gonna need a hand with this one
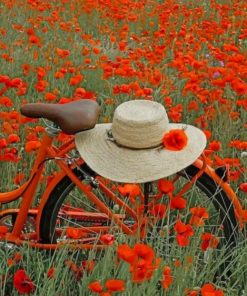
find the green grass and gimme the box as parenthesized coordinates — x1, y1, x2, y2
(0, 0, 246, 294)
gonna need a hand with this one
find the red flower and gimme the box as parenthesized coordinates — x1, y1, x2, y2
(70, 74, 83, 86)
(0, 96, 13, 107)
(0, 138, 7, 148)
(45, 92, 57, 101)
(149, 203, 167, 219)
(190, 207, 209, 226)
(170, 196, 187, 210)
(162, 129, 188, 151)
(117, 243, 159, 283)
(174, 221, 194, 247)
(239, 183, 247, 193)
(81, 260, 95, 273)
(47, 267, 55, 279)
(201, 283, 224, 296)
(158, 179, 174, 194)
(208, 140, 221, 152)
(105, 279, 125, 292)
(7, 134, 20, 144)
(117, 244, 138, 264)
(161, 266, 173, 290)
(118, 184, 141, 203)
(130, 263, 153, 283)
(0, 226, 8, 239)
(130, 258, 161, 283)
(133, 243, 155, 264)
(13, 269, 35, 294)
(29, 35, 40, 44)
(201, 233, 219, 251)
(88, 281, 103, 293)
(100, 234, 115, 245)
(25, 141, 41, 153)
(66, 227, 87, 239)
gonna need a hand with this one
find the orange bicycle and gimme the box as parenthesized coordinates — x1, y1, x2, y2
(0, 99, 244, 260)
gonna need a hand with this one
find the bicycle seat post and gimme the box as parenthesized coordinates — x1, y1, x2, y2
(144, 182, 152, 214)
(45, 122, 61, 137)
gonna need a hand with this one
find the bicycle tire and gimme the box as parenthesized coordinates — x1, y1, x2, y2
(39, 163, 239, 251)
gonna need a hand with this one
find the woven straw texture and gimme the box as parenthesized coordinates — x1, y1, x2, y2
(75, 100, 206, 183)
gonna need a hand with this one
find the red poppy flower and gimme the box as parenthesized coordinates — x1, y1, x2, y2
(35, 80, 48, 92)
(45, 92, 57, 101)
(0, 138, 7, 148)
(88, 281, 103, 293)
(105, 279, 125, 292)
(81, 260, 95, 273)
(47, 267, 55, 279)
(190, 207, 209, 226)
(70, 74, 83, 86)
(208, 140, 221, 152)
(118, 184, 141, 197)
(130, 262, 155, 283)
(13, 269, 35, 294)
(25, 141, 41, 153)
(130, 258, 161, 283)
(158, 179, 174, 194)
(162, 129, 188, 151)
(74, 87, 86, 98)
(174, 220, 194, 247)
(118, 184, 141, 203)
(0, 226, 8, 239)
(133, 243, 155, 264)
(239, 183, 247, 193)
(66, 227, 87, 239)
(201, 233, 219, 251)
(100, 234, 115, 245)
(149, 203, 167, 219)
(161, 266, 173, 290)
(0, 96, 13, 107)
(201, 283, 224, 296)
(117, 244, 138, 264)
(7, 134, 20, 143)
(170, 196, 187, 210)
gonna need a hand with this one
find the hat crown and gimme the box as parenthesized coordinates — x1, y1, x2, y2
(111, 100, 169, 149)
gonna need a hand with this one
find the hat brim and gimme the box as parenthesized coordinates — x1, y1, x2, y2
(75, 123, 206, 183)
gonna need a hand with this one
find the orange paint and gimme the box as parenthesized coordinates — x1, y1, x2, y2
(0, 131, 245, 249)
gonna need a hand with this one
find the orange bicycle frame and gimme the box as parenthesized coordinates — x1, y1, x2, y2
(0, 130, 245, 248)
(2, 132, 138, 247)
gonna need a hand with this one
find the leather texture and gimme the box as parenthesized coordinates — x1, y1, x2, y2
(20, 100, 100, 134)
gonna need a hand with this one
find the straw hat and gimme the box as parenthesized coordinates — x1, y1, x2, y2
(75, 100, 206, 183)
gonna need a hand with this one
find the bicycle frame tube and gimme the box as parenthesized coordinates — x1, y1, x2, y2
(0, 137, 57, 203)
(35, 142, 138, 241)
(6, 134, 53, 240)
(194, 158, 244, 228)
(5, 135, 80, 243)
(45, 145, 134, 235)
(4, 130, 245, 245)
(2, 127, 135, 243)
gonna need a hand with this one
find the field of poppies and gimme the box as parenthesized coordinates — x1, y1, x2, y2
(0, 0, 246, 295)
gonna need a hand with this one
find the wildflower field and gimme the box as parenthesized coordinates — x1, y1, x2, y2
(0, 0, 246, 295)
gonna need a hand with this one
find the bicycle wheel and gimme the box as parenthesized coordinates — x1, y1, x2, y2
(39, 162, 239, 261)
(147, 165, 239, 277)
(39, 163, 132, 246)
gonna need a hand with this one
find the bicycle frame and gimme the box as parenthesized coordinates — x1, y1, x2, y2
(0, 130, 245, 249)
(1, 132, 140, 248)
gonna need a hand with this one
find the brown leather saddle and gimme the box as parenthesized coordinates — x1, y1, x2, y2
(20, 100, 100, 135)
